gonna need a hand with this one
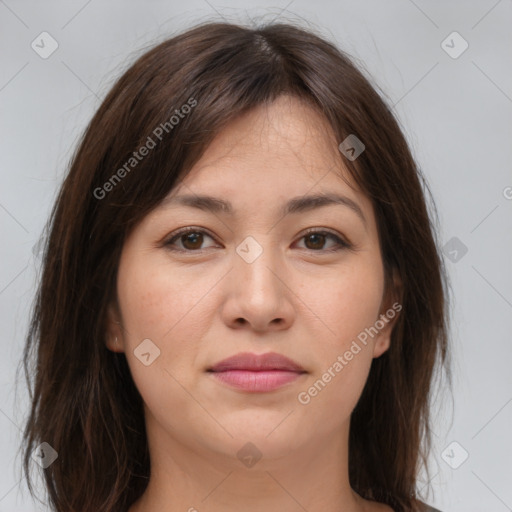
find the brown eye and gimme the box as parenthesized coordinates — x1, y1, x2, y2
(165, 228, 217, 252)
(180, 232, 204, 250)
(304, 232, 327, 250)
(297, 229, 350, 252)
(164, 227, 350, 254)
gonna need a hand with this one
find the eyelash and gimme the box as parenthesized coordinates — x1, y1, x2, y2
(163, 226, 352, 254)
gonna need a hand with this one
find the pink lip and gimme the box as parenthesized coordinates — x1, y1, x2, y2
(210, 370, 303, 392)
(207, 352, 306, 392)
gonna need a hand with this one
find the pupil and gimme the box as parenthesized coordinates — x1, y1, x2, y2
(307, 233, 324, 249)
(184, 232, 202, 249)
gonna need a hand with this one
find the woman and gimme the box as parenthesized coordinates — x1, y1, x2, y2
(20, 20, 449, 512)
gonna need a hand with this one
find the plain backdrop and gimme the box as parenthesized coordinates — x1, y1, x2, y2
(1, 1, 511, 511)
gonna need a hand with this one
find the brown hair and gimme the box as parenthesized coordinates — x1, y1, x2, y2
(19, 20, 450, 512)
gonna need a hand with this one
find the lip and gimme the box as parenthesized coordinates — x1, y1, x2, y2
(207, 352, 307, 393)
(208, 351, 305, 372)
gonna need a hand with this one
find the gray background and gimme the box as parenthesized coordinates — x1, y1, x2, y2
(1, 1, 511, 510)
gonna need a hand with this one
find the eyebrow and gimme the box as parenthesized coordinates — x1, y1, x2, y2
(161, 192, 366, 226)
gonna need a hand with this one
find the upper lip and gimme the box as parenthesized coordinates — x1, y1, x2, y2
(208, 352, 306, 372)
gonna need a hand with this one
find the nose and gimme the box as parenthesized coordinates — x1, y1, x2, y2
(220, 238, 295, 333)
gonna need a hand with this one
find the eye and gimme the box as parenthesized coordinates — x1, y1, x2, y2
(164, 227, 218, 252)
(295, 228, 351, 252)
(163, 227, 351, 253)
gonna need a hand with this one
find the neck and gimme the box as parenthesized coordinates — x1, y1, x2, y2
(128, 409, 376, 512)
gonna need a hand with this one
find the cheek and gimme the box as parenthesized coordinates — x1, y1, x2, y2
(117, 252, 211, 343)
(115, 251, 189, 373)
(310, 257, 384, 351)
(295, 260, 383, 420)
(297, 350, 372, 432)
(115, 254, 211, 422)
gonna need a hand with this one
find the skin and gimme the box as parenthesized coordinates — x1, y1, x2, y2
(107, 94, 398, 512)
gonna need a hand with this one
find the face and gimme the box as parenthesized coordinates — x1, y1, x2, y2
(107, 94, 398, 466)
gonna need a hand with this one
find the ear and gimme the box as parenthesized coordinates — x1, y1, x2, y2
(105, 300, 125, 353)
(372, 268, 403, 359)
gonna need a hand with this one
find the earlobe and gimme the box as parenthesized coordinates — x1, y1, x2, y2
(371, 309, 399, 358)
(373, 268, 402, 359)
(106, 334, 125, 353)
(372, 328, 392, 358)
(105, 302, 125, 353)
(371, 305, 401, 358)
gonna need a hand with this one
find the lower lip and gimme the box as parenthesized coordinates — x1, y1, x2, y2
(209, 370, 304, 392)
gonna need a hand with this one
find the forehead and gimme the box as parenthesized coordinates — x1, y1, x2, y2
(198, 95, 341, 170)
(172, 95, 364, 204)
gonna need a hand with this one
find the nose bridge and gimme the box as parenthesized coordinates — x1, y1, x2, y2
(225, 233, 293, 331)
(234, 234, 282, 298)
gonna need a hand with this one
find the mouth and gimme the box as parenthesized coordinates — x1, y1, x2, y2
(206, 352, 307, 393)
